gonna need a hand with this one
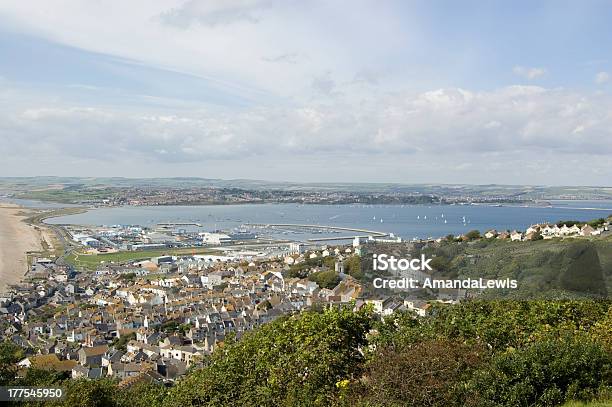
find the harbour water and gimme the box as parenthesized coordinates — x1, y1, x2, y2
(44, 200, 612, 241)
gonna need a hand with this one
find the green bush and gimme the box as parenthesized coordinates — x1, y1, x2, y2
(350, 339, 487, 407)
(165, 306, 372, 407)
(468, 336, 612, 407)
(309, 270, 341, 289)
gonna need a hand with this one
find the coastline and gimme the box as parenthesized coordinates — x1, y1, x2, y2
(0, 204, 52, 291)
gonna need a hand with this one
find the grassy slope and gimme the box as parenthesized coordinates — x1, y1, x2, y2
(422, 234, 612, 298)
(17, 187, 116, 203)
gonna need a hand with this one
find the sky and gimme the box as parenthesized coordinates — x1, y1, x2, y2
(1, 0, 612, 186)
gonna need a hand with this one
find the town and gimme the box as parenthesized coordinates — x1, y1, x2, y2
(0, 213, 610, 388)
(0, 223, 400, 386)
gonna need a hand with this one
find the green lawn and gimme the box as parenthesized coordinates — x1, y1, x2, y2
(17, 187, 116, 203)
(65, 247, 219, 270)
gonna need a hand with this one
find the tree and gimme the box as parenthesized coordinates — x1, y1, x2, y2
(47, 379, 120, 407)
(587, 218, 605, 228)
(465, 230, 481, 240)
(344, 255, 363, 279)
(118, 382, 168, 407)
(0, 341, 25, 385)
(309, 270, 341, 289)
(429, 255, 451, 272)
(112, 332, 136, 352)
(165, 306, 373, 407)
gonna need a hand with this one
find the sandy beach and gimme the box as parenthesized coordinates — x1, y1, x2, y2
(0, 204, 51, 290)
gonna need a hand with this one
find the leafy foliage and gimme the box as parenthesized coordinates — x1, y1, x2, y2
(0, 341, 25, 385)
(165, 306, 373, 407)
(469, 336, 612, 407)
(351, 339, 487, 407)
(308, 270, 341, 289)
(465, 230, 482, 240)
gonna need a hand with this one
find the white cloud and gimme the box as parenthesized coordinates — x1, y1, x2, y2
(158, 0, 270, 28)
(513, 66, 547, 80)
(595, 71, 610, 84)
(0, 1, 610, 184)
(2, 84, 612, 184)
(3, 86, 612, 163)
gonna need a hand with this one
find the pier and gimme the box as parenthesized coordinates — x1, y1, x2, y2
(157, 222, 202, 227)
(246, 223, 388, 240)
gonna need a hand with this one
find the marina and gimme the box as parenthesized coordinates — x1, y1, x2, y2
(44, 201, 612, 242)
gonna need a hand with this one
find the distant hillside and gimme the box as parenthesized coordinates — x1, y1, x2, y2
(2, 176, 612, 199)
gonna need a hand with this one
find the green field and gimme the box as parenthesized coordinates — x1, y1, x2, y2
(16, 186, 117, 203)
(64, 247, 220, 270)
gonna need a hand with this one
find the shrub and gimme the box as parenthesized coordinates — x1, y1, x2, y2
(350, 339, 488, 407)
(309, 270, 341, 289)
(468, 336, 612, 407)
(165, 306, 372, 407)
(465, 230, 481, 240)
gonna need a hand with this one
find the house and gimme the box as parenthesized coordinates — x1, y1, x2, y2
(559, 224, 581, 236)
(78, 344, 109, 367)
(404, 300, 430, 317)
(108, 362, 145, 379)
(261, 271, 284, 292)
(71, 365, 105, 379)
(541, 224, 559, 238)
(156, 358, 187, 381)
(102, 349, 124, 367)
(526, 225, 541, 235)
(484, 230, 498, 239)
(510, 231, 523, 241)
(580, 225, 596, 236)
(200, 273, 223, 289)
(497, 231, 510, 239)
(158, 345, 202, 365)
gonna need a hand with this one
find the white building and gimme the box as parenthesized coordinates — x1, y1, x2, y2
(288, 242, 304, 255)
(200, 232, 232, 245)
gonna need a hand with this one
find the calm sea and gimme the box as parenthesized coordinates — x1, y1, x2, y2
(43, 200, 612, 241)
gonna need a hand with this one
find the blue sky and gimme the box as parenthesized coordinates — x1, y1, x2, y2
(0, 0, 611, 185)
